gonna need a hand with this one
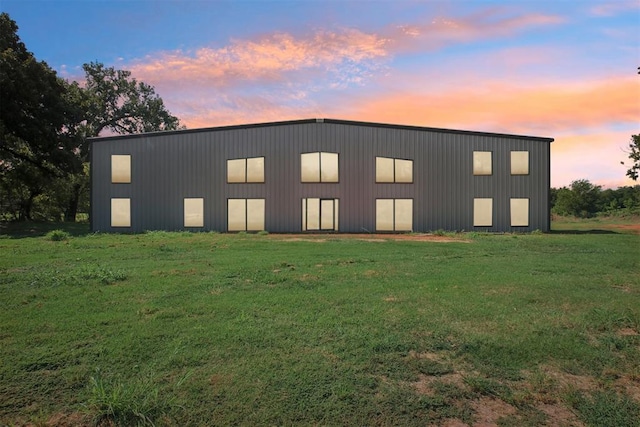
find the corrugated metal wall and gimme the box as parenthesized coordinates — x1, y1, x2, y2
(91, 120, 551, 233)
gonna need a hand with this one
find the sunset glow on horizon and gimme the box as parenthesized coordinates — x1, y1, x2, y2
(3, 0, 639, 188)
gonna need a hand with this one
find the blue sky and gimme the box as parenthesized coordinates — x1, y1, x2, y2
(2, 0, 639, 188)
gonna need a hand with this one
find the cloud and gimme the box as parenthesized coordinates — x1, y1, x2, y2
(127, 7, 563, 94)
(589, 0, 640, 16)
(334, 76, 639, 135)
(386, 10, 564, 53)
(130, 29, 389, 90)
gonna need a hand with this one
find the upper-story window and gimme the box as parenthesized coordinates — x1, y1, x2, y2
(376, 157, 413, 183)
(511, 151, 529, 175)
(227, 157, 265, 183)
(111, 155, 131, 183)
(301, 152, 339, 183)
(473, 151, 492, 176)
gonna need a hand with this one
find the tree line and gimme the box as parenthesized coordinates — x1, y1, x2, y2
(0, 12, 183, 222)
(551, 180, 640, 218)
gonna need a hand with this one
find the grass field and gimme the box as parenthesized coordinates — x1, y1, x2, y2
(1, 218, 639, 426)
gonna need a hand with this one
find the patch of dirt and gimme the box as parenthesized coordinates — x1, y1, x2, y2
(541, 367, 598, 392)
(471, 397, 517, 426)
(613, 223, 640, 234)
(617, 327, 639, 336)
(615, 375, 640, 402)
(538, 403, 585, 426)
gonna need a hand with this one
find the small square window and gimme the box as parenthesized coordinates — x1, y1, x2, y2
(184, 198, 204, 227)
(474, 198, 493, 227)
(473, 152, 492, 175)
(111, 198, 131, 227)
(511, 151, 529, 175)
(111, 155, 131, 183)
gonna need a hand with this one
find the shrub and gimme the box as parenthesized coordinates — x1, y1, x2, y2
(46, 229, 70, 241)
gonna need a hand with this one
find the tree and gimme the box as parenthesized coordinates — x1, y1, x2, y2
(1, 12, 184, 221)
(552, 179, 602, 218)
(0, 12, 78, 220)
(622, 134, 640, 181)
(60, 62, 184, 221)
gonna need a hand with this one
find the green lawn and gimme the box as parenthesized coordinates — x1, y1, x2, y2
(1, 220, 639, 426)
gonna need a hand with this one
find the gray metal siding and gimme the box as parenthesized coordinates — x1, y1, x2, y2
(91, 121, 551, 233)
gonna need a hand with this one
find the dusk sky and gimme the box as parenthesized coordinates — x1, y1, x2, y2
(2, 0, 639, 188)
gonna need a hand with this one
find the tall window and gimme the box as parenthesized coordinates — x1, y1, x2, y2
(510, 198, 529, 226)
(473, 198, 493, 227)
(228, 199, 265, 231)
(111, 198, 131, 227)
(111, 155, 131, 183)
(473, 151, 492, 175)
(376, 199, 413, 231)
(375, 157, 413, 183)
(301, 152, 339, 183)
(227, 157, 265, 183)
(184, 198, 204, 227)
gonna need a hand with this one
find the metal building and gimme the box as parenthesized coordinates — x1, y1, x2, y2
(90, 118, 553, 233)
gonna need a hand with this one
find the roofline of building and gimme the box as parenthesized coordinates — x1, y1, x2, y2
(89, 118, 555, 143)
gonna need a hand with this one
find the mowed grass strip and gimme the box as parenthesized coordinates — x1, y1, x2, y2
(0, 221, 638, 426)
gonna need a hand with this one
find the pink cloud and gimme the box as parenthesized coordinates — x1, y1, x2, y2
(334, 76, 639, 135)
(386, 10, 564, 52)
(130, 29, 388, 89)
(127, 8, 563, 93)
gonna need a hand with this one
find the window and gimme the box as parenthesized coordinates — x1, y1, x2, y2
(111, 155, 131, 183)
(302, 198, 339, 231)
(473, 198, 493, 227)
(301, 152, 339, 183)
(375, 199, 413, 231)
(227, 157, 264, 183)
(473, 151, 492, 175)
(511, 198, 529, 226)
(228, 199, 265, 231)
(511, 151, 529, 175)
(184, 198, 204, 227)
(376, 157, 413, 183)
(111, 198, 131, 227)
